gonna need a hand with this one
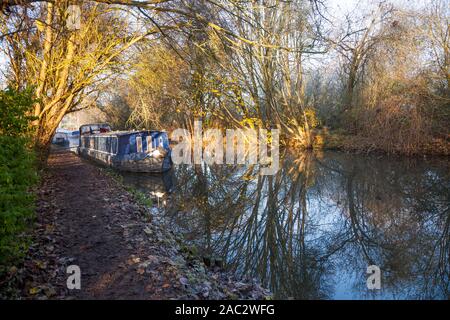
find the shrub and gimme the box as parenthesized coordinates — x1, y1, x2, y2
(0, 87, 35, 137)
(0, 87, 37, 270)
(0, 136, 37, 267)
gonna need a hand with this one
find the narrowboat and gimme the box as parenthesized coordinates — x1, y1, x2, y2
(77, 123, 172, 173)
(52, 128, 80, 149)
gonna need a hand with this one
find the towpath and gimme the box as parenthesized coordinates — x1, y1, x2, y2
(5, 148, 269, 300)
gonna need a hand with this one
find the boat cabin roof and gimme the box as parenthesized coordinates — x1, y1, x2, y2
(79, 123, 167, 138)
(83, 130, 168, 137)
(79, 123, 112, 135)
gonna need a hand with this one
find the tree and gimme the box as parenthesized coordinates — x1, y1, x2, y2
(424, 0, 449, 94)
(196, 0, 326, 147)
(125, 44, 190, 129)
(331, 2, 395, 113)
(1, 0, 327, 146)
(1, 1, 158, 149)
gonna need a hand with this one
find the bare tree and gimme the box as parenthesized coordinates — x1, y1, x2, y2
(331, 2, 396, 113)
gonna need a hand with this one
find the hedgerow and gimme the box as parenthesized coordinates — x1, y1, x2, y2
(0, 87, 37, 270)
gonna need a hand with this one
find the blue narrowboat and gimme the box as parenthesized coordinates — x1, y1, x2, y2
(77, 123, 172, 173)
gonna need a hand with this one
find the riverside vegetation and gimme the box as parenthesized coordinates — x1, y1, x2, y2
(0, 87, 37, 276)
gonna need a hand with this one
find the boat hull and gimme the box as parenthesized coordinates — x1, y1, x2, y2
(77, 147, 172, 173)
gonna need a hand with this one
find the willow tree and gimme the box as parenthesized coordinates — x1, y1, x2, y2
(0, 1, 158, 149)
(125, 44, 191, 130)
(209, 0, 326, 147)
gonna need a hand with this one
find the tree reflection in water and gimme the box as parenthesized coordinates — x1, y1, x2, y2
(124, 151, 450, 299)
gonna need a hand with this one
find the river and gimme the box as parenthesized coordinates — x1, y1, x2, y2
(119, 151, 450, 300)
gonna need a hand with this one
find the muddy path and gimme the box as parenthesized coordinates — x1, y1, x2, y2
(2, 148, 268, 300)
(43, 148, 154, 299)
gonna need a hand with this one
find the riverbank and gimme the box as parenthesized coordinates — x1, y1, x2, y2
(0, 149, 270, 300)
(298, 130, 450, 156)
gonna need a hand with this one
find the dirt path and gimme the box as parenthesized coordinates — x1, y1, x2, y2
(39, 148, 179, 299)
(7, 148, 269, 300)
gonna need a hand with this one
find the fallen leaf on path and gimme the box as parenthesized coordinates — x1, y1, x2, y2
(29, 287, 40, 295)
(137, 268, 145, 275)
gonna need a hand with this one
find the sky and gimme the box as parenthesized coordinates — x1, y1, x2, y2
(326, 0, 428, 21)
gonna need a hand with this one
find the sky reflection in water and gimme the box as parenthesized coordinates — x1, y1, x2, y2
(120, 151, 450, 300)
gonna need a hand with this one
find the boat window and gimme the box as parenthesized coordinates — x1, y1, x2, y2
(159, 137, 163, 147)
(136, 136, 143, 153)
(112, 137, 118, 154)
(80, 126, 91, 135)
(146, 136, 153, 152)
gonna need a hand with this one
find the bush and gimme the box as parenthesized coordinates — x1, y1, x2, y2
(0, 136, 37, 267)
(0, 87, 37, 270)
(0, 87, 35, 137)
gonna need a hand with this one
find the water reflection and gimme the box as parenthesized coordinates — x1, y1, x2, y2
(120, 170, 176, 206)
(120, 151, 450, 300)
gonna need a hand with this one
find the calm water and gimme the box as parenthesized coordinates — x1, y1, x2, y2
(119, 151, 450, 300)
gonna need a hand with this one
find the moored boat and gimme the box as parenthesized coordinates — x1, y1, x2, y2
(52, 128, 80, 149)
(77, 123, 172, 173)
